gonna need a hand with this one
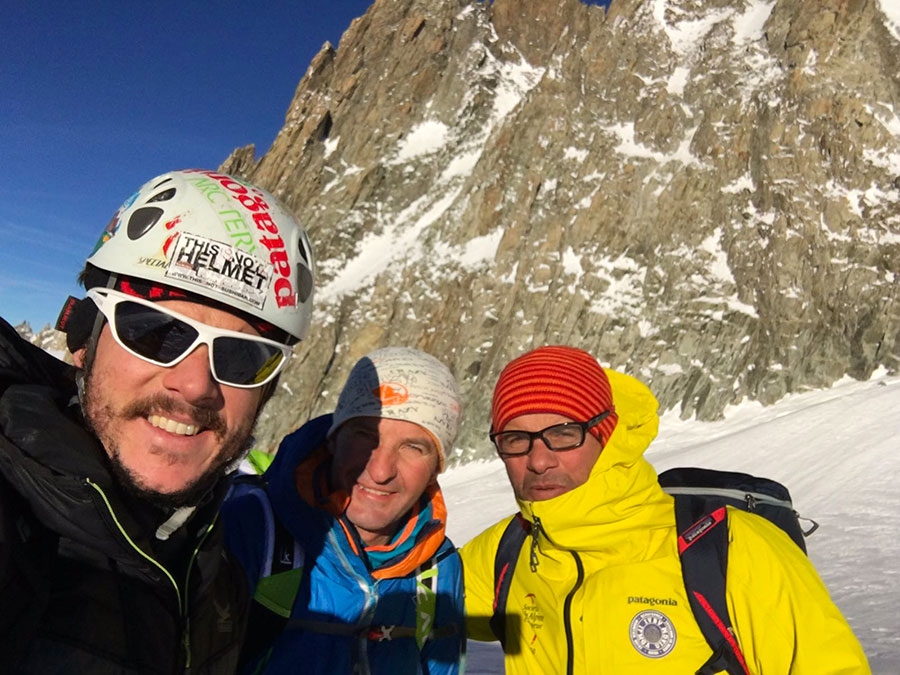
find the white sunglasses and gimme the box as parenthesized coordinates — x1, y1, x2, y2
(87, 287, 292, 388)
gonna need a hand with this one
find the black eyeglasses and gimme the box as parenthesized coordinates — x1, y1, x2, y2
(490, 411, 611, 458)
(87, 288, 292, 388)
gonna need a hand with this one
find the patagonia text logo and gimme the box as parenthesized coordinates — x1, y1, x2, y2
(683, 515, 716, 544)
(628, 596, 678, 607)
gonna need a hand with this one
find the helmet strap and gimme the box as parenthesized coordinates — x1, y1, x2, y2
(81, 272, 118, 376)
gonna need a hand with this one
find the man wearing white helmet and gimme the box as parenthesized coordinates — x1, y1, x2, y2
(0, 169, 315, 673)
(223, 347, 466, 674)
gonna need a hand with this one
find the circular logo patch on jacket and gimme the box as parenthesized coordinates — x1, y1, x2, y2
(629, 610, 676, 658)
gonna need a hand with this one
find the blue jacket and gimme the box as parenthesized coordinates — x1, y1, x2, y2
(223, 415, 465, 674)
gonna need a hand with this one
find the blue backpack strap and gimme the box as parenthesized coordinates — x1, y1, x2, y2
(674, 496, 750, 675)
(237, 486, 305, 671)
(489, 513, 530, 651)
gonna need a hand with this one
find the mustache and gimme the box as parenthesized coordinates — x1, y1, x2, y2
(121, 394, 226, 435)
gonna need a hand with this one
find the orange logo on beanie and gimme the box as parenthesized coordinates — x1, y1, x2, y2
(374, 382, 410, 406)
(329, 347, 463, 474)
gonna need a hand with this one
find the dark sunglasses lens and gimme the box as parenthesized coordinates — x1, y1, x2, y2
(114, 302, 198, 363)
(212, 337, 284, 385)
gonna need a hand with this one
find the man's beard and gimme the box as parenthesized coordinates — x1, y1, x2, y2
(80, 359, 257, 510)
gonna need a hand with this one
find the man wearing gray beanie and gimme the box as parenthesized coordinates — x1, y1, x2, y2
(223, 347, 465, 674)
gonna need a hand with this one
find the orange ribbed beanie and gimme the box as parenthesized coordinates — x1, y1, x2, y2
(491, 346, 618, 444)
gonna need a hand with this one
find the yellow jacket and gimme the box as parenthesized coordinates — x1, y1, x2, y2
(461, 370, 870, 674)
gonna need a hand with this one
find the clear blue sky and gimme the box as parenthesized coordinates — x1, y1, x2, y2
(1, 1, 373, 330)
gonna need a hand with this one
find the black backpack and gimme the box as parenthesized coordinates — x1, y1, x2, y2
(488, 467, 818, 675)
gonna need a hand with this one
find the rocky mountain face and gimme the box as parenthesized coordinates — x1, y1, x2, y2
(151, 0, 900, 460)
(18, 322, 70, 361)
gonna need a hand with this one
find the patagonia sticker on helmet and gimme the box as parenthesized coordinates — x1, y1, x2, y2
(629, 610, 676, 658)
(165, 232, 273, 309)
(186, 170, 299, 309)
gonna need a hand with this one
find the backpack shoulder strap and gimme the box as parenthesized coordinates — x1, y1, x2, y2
(489, 513, 530, 651)
(238, 487, 305, 670)
(673, 495, 750, 675)
(414, 557, 438, 649)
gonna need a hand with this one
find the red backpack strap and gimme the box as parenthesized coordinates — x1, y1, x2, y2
(489, 513, 530, 652)
(674, 496, 751, 675)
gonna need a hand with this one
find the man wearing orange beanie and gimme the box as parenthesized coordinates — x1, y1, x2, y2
(460, 345, 869, 674)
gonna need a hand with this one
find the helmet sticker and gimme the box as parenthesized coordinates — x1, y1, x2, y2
(85, 170, 315, 341)
(184, 170, 300, 309)
(629, 610, 676, 658)
(89, 190, 141, 255)
(89, 213, 120, 256)
(165, 232, 274, 310)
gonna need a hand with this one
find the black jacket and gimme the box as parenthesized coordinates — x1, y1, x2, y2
(0, 318, 248, 673)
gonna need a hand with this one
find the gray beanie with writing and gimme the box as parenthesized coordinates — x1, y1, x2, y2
(328, 347, 463, 471)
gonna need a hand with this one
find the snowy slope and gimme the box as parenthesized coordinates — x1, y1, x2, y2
(442, 371, 900, 673)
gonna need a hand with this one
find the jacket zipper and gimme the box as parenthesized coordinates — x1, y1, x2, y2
(87, 478, 210, 672)
(532, 516, 584, 675)
(182, 517, 216, 671)
(329, 527, 376, 675)
(563, 550, 585, 675)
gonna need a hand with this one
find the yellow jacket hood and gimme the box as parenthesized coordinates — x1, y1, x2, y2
(518, 369, 673, 558)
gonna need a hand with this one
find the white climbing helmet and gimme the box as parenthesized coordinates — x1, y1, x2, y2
(86, 169, 315, 342)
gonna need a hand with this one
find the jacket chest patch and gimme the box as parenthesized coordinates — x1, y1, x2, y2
(629, 610, 677, 658)
(510, 592, 546, 655)
(522, 593, 545, 632)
